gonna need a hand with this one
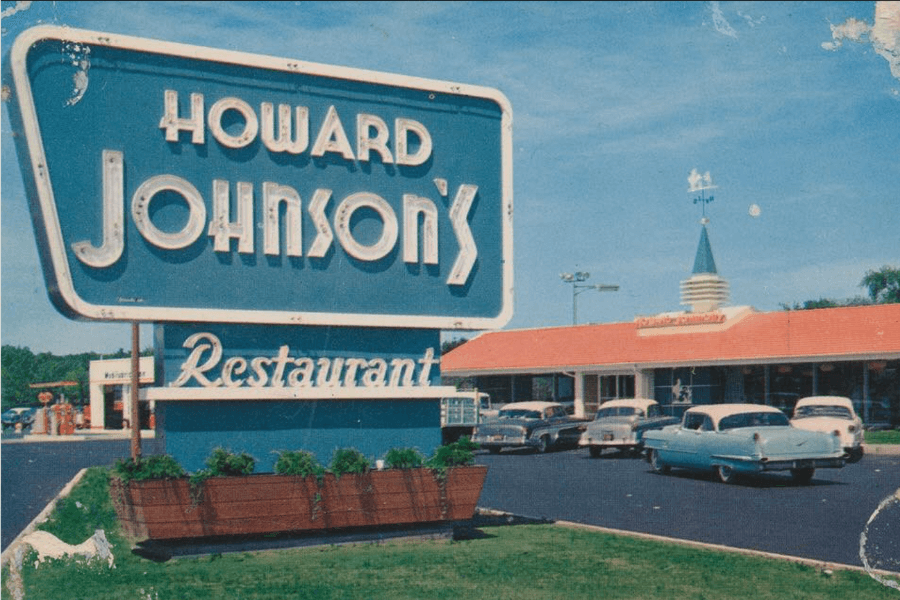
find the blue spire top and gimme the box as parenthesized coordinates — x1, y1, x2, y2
(692, 225, 718, 275)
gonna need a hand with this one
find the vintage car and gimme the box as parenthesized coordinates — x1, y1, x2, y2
(790, 396, 864, 463)
(579, 398, 679, 457)
(2, 407, 36, 430)
(471, 401, 588, 453)
(643, 403, 846, 484)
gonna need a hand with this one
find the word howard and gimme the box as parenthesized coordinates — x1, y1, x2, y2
(71, 90, 479, 286)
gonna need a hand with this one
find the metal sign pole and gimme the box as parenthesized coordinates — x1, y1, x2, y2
(131, 322, 142, 460)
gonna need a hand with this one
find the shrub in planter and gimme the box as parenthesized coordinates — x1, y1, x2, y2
(203, 447, 256, 476)
(382, 447, 425, 469)
(274, 450, 325, 482)
(187, 448, 257, 504)
(328, 448, 371, 477)
(427, 436, 478, 469)
(111, 454, 185, 484)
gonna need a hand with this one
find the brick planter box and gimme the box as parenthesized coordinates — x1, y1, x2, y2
(110, 466, 488, 541)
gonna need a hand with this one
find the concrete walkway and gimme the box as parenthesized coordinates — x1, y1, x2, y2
(1, 428, 156, 444)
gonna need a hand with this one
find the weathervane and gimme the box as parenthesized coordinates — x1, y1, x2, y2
(687, 168, 717, 224)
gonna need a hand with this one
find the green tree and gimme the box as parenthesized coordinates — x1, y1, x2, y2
(780, 265, 900, 310)
(778, 297, 870, 311)
(1, 345, 152, 410)
(441, 337, 469, 354)
(861, 265, 900, 303)
(1, 346, 38, 407)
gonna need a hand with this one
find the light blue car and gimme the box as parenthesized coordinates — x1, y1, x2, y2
(643, 403, 846, 484)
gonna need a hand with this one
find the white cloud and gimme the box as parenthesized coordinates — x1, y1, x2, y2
(823, 1, 900, 81)
(709, 1, 738, 38)
(0, 1, 32, 19)
(823, 17, 871, 49)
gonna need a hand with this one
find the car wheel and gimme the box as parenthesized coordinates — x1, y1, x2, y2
(717, 465, 737, 484)
(538, 435, 550, 453)
(649, 449, 669, 474)
(846, 448, 864, 464)
(589, 446, 602, 458)
(791, 467, 815, 485)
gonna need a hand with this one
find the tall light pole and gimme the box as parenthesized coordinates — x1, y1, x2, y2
(560, 272, 619, 325)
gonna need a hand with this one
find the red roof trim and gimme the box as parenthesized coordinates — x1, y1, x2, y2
(442, 304, 900, 373)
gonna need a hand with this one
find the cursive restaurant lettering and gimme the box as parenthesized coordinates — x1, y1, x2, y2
(72, 90, 479, 286)
(170, 332, 440, 389)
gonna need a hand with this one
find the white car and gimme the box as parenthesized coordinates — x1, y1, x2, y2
(790, 396, 864, 463)
(579, 398, 679, 458)
(645, 404, 846, 485)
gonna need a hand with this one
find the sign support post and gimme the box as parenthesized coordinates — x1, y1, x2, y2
(131, 321, 141, 460)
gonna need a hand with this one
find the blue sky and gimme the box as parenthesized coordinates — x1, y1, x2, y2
(2, 1, 898, 355)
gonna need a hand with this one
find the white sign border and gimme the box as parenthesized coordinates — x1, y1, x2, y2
(8, 25, 514, 331)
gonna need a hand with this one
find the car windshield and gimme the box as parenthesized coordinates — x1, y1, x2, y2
(718, 411, 790, 431)
(499, 409, 542, 419)
(595, 407, 639, 419)
(794, 405, 853, 419)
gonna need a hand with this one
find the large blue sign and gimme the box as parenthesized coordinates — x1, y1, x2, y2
(4, 26, 513, 330)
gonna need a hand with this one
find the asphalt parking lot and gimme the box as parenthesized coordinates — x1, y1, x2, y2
(474, 446, 900, 569)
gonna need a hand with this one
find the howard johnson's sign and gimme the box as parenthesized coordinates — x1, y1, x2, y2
(5, 26, 513, 330)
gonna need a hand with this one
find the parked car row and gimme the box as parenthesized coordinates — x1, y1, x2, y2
(471, 396, 865, 485)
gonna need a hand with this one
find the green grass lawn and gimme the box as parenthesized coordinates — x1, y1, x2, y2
(865, 429, 900, 445)
(3, 467, 897, 600)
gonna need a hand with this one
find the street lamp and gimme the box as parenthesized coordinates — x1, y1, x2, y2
(560, 272, 619, 325)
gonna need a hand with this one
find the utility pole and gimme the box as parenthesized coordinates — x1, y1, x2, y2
(560, 272, 619, 325)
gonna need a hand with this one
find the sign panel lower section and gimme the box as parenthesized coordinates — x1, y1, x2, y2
(157, 399, 440, 473)
(151, 323, 446, 472)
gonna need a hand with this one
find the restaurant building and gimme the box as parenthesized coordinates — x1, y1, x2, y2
(442, 225, 900, 426)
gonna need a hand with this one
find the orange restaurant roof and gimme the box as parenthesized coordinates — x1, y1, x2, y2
(441, 304, 900, 374)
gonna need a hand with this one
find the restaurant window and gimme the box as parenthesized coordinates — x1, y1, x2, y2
(599, 374, 635, 403)
(653, 367, 726, 410)
(817, 362, 862, 400)
(868, 360, 899, 427)
(556, 376, 574, 403)
(741, 366, 766, 404)
(768, 364, 810, 414)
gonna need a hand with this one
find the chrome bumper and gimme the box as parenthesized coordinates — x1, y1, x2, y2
(759, 456, 846, 471)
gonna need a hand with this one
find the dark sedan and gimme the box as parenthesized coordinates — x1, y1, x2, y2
(471, 401, 589, 453)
